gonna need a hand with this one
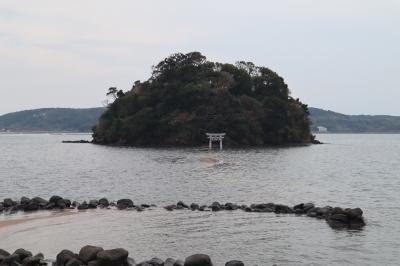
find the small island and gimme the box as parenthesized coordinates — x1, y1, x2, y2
(92, 52, 314, 146)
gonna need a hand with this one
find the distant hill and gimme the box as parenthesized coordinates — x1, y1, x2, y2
(0, 108, 104, 132)
(310, 107, 400, 133)
(1, 106, 400, 134)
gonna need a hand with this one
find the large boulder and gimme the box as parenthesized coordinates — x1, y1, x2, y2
(184, 254, 213, 266)
(20, 197, 30, 205)
(22, 255, 42, 266)
(117, 199, 134, 209)
(174, 260, 184, 266)
(56, 249, 76, 266)
(49, 195, 63, 205)
(164, 258, 176, 266)
(88, 200, 99, 209)
(0, 249, 10, 257)
(96, 248, 129, 266)
(31, 197, 49, 208)
(210, 202, 222, 211)
(13, 248, 32, 261)
(99, 198, 109, 207)
(177, 201, 189, 209)
(225, 261, 244, 266)
(1, 254, 21, 265)
(23, 201, 39, 212)
(148, 257, 164, 266)
(77, 202, 89, 210)
(65, 257, 85, 266)
(79, 245, 104, 263)
(190, 203, 199, 211)
(3, 198, 15, 208)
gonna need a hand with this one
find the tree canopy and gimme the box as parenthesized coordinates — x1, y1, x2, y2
(92, 52, 312, 146)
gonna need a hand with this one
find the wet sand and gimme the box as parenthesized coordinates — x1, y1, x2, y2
(0, 209, 78, 229)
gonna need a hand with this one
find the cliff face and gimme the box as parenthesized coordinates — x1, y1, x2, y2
(92, 52, 312, 146)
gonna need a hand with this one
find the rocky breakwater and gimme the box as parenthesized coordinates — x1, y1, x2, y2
(0, 246, 245, 266)
(0, 196, 366, 230)
(164, 201, 366, 230)
(0, 196, 154, 213)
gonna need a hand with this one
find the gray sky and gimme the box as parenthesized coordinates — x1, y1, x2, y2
(0, 0, 399, 115)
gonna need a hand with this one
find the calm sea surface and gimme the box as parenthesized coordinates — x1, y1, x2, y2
(0, 133, 399, 265)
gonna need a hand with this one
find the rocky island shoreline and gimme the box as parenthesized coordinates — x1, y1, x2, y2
(0, 196, 365, 230)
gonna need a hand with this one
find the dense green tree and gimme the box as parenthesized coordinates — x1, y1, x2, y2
(92, 52, 312, 146)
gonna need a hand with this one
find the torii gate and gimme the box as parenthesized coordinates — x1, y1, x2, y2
(206, 133, 226, 150)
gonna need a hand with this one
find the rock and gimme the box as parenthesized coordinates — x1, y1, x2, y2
(210, 202, 221, 211)
(77, 201, 89, 210)
(225, 260, 245, 266)
(303, 203, 315, 212)
(56, 199, 71, 209)
(274, 204, 293, 214)
(24, 201, 39, 212)
(293, 203, 304, 210)
(87, 260, 101, 266)
(174, 259, 184, 266)
(117, 199, 134, 209)
(164, 204, 176, 211)
(136, 262, 152, 266)
(306, 208, 318, 217)
(63, 199, 72, 208)
(244, 207, 252, 212)
(345, 208, 363, 218)
(49, 195, 63, 204)
(294, 208, 304, 215)
(331, 207, 345, 215)
(79, 245, 104, 263)
(177, 201, 189, 209)
(20, 197, 30, 205)
(99, 198, 109, 207)
(13, 248, 33, 261)
(31, 197, 48, 207)
(225, 203, 239, 211)
(190, 203, 199, 211)
(56, 250, 76, 266)
(164, 258, 176, 266)
(330, 214, 349, 223)
(65, 257, 85, 266)
(184, 254, 212, 266)
(3, 198, 15, 207)
(1, 254, 21, 265)
(22, 255, 41, 266)
(88, 200, 99, 209)
(315, 207, 332, 217)
(254, 207, 273, 213)
(148, 257, 164, 266)
(0, 249, 10, 257)
(96, 248, 129, 266)
(251, 203, 275, 210)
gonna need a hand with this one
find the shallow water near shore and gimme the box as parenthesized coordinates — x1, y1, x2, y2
(1, 133, 400, 265)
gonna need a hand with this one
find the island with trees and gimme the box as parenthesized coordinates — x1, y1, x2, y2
(92, 52, 313, 146)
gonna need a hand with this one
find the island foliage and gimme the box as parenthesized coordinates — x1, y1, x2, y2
(92, 52, 313, 146)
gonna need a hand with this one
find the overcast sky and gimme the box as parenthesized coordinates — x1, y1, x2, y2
(0, 0, 399, 115)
